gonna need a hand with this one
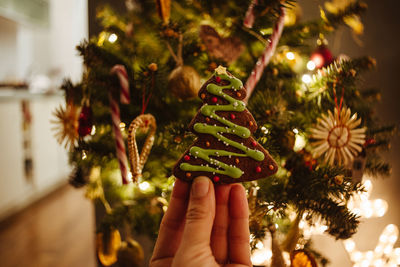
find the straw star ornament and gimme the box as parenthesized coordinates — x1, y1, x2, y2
(310, 107, 366, 166)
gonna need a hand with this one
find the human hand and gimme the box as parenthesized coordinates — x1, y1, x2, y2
(150, 176, 252, 267)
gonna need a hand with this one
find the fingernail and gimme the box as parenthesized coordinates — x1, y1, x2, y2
(192, 177, 210, 198)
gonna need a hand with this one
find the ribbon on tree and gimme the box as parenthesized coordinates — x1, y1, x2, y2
(110, 65, 130, 184)
(243, 6, 286, 104)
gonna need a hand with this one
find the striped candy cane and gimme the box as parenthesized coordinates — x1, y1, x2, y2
(243, 0, 258, 28)
(110, 65, 130, 184)
(244, 7, 286, 104)
(111, 65, 130, 104)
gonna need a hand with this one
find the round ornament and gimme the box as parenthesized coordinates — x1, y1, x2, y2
(310, 44, 334, 69)
(291, 249, 318, 267)
(117, 238, 144, 267)
(168, 65, 201, 100)
(96, 229, 122, 266)
(78, 105, 93, 137)
(310, 107, 366, 166)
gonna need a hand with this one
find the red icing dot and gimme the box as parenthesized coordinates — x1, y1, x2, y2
(251, 140, 257, 147)
(213, 176, 220, 182)
(211, 97, 218, 103)
(184, 155, 190, 161)
(255, 166, 262, 173)
(230, 114, 236, 120)
(215, 76, 221, 83)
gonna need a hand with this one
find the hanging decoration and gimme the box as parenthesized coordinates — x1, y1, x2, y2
(290, 249, 318, 267)
(155, 0, 171, 24)
(199, 25, 244, 64)
(310, 39, 334, 69)
(110, 64, 131, 184)
(127, 114, 157, 182)
(243, 0, 258, 28)
(166, 33, 201, 100)
(96, 229, 122, 266)
(117, 238, 145, 267)
(78, 103, 93, 137)
(310, 107, 366, 166)
(244, 7, 286, 103)
(51, 103, 80, 150)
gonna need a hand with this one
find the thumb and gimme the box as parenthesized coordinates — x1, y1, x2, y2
(180, 176, 215, 246)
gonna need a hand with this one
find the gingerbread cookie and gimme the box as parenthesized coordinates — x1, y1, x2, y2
(173, 66, 278, 184)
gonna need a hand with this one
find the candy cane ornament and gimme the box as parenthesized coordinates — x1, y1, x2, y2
(244, 7, 286, 104)
(127, 114, 157, 182)
(111, 65, 130, 104)
(110, 65, 130, 184)
(243, 0, 258, 28)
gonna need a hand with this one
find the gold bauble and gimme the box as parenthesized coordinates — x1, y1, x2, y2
(168, 65, 201, 100)
(96, 229, 122, 266)
(117, 239, 144, 267)
(291, 249, 318, 267)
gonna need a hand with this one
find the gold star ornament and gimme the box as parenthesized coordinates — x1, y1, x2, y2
(310, 107, 366, 166)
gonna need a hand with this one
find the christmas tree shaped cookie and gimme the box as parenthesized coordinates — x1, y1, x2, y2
(173, 66, 278, 184)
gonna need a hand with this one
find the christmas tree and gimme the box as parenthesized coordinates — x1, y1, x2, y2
(52, 0, 396, 266)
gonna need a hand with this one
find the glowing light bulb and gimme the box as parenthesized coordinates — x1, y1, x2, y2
(373, 259, 384, 267)
(352, 251, 362, 262)
(373, 199, 388, 217)
(307, 60, 316, 71)
(256, 241, 264, 249)
(364, 179, 373, 192)
(108, 33, 118, 43)
(139, 181, 150, 191)
(302, 74, 312, 84)
(344, 240, 356, 252)
(292, 128, 299, 134)
(91, 125, 96, 135)
(286, 51, 295, 60)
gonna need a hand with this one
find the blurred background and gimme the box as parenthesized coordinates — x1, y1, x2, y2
(0, 0, 398, 266)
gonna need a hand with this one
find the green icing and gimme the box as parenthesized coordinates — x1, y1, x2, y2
(180, 72, 265, 179)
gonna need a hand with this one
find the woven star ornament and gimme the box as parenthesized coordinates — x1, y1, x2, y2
(310, 107, 366, 166)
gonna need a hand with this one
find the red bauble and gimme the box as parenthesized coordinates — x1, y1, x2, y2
(78, 105, 93, 137)
(311, 45, 334, 69)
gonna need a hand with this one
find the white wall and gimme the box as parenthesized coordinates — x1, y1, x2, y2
(0, 0, 88, 219)
(0, 0, 88, 83)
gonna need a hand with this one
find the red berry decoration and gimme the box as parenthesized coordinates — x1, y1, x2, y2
(184, 155, 191, 161)
(364, 138, 376, 147)
(211, 97, 218, 103)
(230, 114, 236, 120)
(78, 105, 93, 137)
(251, 140, 257, 147)
(311, 44, 334, 69)
(255, 166, 262, 173)
(215, 76, 221, 83)
(213, 176, 220, 182)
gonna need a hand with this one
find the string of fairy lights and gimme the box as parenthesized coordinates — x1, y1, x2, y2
(250, 177, 400, 266)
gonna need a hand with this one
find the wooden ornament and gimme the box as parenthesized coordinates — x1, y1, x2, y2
(96, 229, 122, 266)
(127, 114, 157, 182)
(291, 249, 318, 267)
(155, 0, 171, 23)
